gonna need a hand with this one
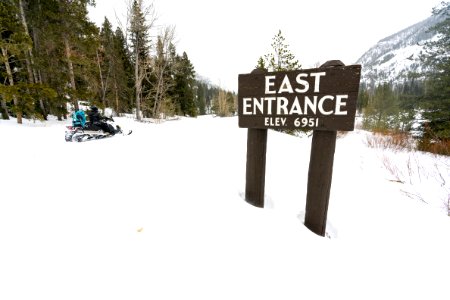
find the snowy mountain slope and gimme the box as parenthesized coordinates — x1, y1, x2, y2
(0, 116, 449, 300)
(357, 13, 445, 85)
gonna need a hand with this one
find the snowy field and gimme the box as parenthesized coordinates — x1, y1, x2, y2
(1, 115, 449, 300)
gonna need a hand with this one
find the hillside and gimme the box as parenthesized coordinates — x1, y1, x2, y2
(357, 12, 445, 86)
(0, 116, 450, 299)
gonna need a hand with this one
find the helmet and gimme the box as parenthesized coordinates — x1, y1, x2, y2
(90, 105, 98, 112)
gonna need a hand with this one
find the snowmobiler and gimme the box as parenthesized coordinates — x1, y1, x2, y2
(86, 106, 118, 135)
(65, 106, 130, 142)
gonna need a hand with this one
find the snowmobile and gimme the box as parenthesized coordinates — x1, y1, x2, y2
(65, 117, 131, 142)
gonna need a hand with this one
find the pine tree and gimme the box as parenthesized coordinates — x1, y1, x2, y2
(255, 30, 301, 134)
(362, 83, 402, 131)
(0, 0, 56, 123)
(172, 51, 196, 116)
(0, 0, 16, 120)
(97, 17, 114, 108)
(257, 30, 301, 72)
(255, 56, 265, 70)
(419, 1, 450, 144)
(112, 27, 134, 113)
(57, 0, 98, 111)
(0, 0, 30, 122)
(195, 80, 206, 115)
(24, 0, 67, 119)
(129, 0, 154, 120)
(357, 88, 369, 113)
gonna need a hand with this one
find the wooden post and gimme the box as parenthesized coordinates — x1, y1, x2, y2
(304, 130, 337, 236)
(244, 68, 268, 208)
(304, 60, 344, 236)
(245, 128, 267, 208)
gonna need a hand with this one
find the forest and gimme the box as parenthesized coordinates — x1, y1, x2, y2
(0, 0, 237, 124)
(1, 1, 449, 155)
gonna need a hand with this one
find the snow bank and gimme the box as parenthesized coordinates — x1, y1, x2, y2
(0, 116, 449, 299)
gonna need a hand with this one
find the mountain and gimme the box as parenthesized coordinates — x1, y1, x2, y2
(357, 12, 446, 86)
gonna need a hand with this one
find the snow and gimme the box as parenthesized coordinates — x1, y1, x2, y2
(357, 13, 445, 85)
(1, 115, 450, 299)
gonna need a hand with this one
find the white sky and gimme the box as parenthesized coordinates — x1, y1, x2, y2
(88, 0, 443, 91)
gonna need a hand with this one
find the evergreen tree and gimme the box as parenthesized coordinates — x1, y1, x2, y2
(96, 18, 133, 114)
(257, 30, 301, 72)
(357, 88, 369, 113)
(24, 0, 67, 119)
(362, 83, 405, 131)
(226, 91, 237, 115)
(57, 0, 98, 111)
(172, 51, 196, 116)
(195, 81, 206, 115)
(419, 1, 450, 144)
(97, 17, 114, 108)
(129, 0, 153, 120)
(111, 27, 134, 113)
(0, 0, 30, 122)
(0, 0, 17, 120)
(0, 0, 57, 122)
(255, 30, 301, 133)
(17, 0, 48, 118)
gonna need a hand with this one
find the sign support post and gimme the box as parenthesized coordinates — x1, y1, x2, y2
(304, 130, 337, 236)
(304, 60, 344, 236)
(244, 68, 268, 208)
(245, 128, 267, 208)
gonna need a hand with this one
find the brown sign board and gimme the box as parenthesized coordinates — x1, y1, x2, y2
(238, 65, 361, 131)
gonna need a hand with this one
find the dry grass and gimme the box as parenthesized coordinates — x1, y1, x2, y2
(364, 130, 415, 152)
(419, 139, 450, 156)
(447, 196, 450, 217)
(337, 131, 349, 139)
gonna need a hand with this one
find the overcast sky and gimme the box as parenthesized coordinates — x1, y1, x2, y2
(88, 0, 443, 91)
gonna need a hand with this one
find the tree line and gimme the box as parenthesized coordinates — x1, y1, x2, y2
(0, 0, 236, 124)
(257, 15, 449, 155)
(358, 2, 449, 155)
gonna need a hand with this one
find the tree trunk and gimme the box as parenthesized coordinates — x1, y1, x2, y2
(134, 44, 141, 121)
(0, 97, 9, 120)
(114, 80, 119, 114)
(152, 74, 162, 117)
(19, 0, 47, 119)
(97, 48, 112, 109)
(1, 47, 22, 124)
(96, 49, 106, 108)
(18, 0, 34, 83)
(64, 37, 79, 111)
(37, 69, 47, 119)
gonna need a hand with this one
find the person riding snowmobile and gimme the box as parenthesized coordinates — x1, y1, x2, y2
(87, 106, 119, 135)
(66, 106, 130, 142)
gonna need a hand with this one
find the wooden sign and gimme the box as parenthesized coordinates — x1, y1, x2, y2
(238, 65, 361, 131)
(240, 61, 362, 237)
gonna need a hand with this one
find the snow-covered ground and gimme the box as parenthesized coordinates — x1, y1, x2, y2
(1, 115, 449, 300)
